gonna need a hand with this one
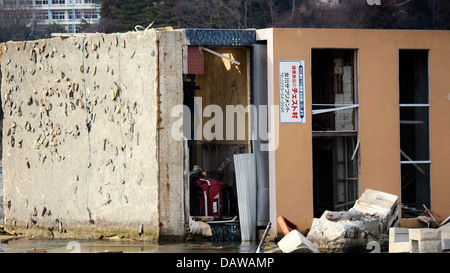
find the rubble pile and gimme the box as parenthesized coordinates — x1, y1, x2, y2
(305, 189, 397, 253)
(275, 188, 449, 253)
(389, 206, 450, 253)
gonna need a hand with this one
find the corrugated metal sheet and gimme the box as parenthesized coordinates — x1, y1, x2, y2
(234, 153, 257, 241)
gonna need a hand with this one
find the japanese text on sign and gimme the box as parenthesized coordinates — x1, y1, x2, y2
(279, 61, 306, 123)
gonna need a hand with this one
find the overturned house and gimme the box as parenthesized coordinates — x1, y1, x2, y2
(0, 28, 450, 242)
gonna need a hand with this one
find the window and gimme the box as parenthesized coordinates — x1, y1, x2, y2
(51, 0, 65, 4)
(83, 10, 98, 19)
(84, 0, 95, 3)
(68, 10, 81, 20)
(399, 50, 430, 218)
(74, 25, 81, 33)
(36, 11, 49, 20)
(52, 10, 65, 20)
(36, 0, 48, 5)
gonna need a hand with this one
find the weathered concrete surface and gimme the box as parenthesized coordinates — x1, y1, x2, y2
(440, 223, 450, 252)
(306, 189, 397, 252)
(389, 227, 410, 253)
(0, 30, 165, 240)
(409, 228, 442, 253)
(307, 210, 384, 253)
(156, 30, 187, 241)
(350, 188, 399, 233)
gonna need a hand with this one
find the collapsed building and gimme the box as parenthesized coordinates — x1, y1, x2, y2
(0, 28, 449, 243)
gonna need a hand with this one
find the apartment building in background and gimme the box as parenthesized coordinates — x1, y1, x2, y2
(0, 0, 100, 33)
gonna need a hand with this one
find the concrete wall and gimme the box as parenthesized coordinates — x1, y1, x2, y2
(257, 28, 450, 237)
(0, 30, 163, 240)
(157, 30, 187, 241)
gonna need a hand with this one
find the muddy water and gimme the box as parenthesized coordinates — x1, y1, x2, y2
(0, 238, 261, 253)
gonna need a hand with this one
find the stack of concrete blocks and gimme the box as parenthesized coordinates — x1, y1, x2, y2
(307, 189, 398, 252)
(389, 223, 450, 253)
(278, 230, 319, 253)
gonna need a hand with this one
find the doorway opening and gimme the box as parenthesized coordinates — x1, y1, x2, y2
(311, 49, 360, 217)
(183, 46, 251, 222)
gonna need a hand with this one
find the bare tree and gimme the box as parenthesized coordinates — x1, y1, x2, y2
(0, 0, 35, 42)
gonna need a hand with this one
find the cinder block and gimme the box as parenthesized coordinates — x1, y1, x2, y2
(389, 227, 410, 253)
(441, 231, 450, 252)
(409, 229, 442, 253)
(409, 228, 441, 241)
(278, 230, 319, 253)
(419, 240, 442, 253)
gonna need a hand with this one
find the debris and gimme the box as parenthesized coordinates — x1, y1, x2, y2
(307, 210, 383, 253)
(396, 217, 427, 228)
(278, 229, 319, 253)
(349, 188, 399, 233)
(417, 215, 437, 228)
(277, 215, 300, 236)
(441, 216, 450, 227)
(256, 222, 271, 253)
(234, 153, 257, 241)
(188, 217, 212, 237)
(422, 205, 445, 226)
(198, 221, 212, 237)
(306, 189, 398, 252)
(388, 204, 450, 253)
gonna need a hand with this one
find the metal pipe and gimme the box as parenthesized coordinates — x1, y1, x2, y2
(199, 46, 241, 66)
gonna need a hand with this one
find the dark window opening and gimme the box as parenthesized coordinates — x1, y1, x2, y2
(399, 49, 430, 218)
(312, 49, 360, 217)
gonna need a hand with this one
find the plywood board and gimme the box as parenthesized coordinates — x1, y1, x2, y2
(195, 47, 250, 142)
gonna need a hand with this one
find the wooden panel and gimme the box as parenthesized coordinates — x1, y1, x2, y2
(195, 47, 250, 142)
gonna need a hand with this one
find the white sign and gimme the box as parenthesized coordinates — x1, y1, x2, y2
(279, 60, 306, 123)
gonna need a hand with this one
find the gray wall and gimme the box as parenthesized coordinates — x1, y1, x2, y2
(0, 30, 166, 240)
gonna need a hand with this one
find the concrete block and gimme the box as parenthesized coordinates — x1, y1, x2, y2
(409, 228, 441, 241)
(441, 231, 450, 252)
(350, 189, 399, 232)
(409, 228, 442, 253)
(307, 209, 389, 252)
(389, 227, 410, 253)
(278, 230, 319, 253)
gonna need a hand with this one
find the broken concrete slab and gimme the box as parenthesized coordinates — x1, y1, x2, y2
(278, 230, 319, 253)
(350, 188, 399, 233)
(307, 210, 383, 253)
(307, 189, 398, 253)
